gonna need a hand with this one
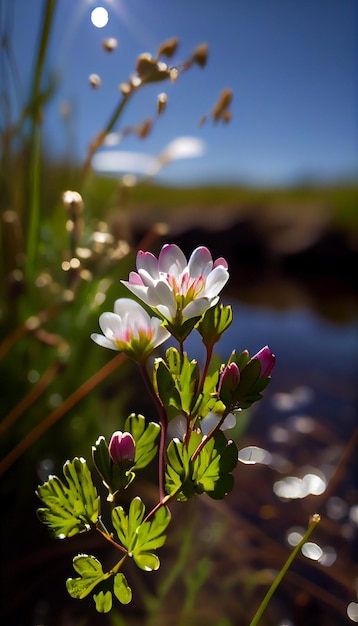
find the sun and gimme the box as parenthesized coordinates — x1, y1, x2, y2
(90, 6, 109, 28)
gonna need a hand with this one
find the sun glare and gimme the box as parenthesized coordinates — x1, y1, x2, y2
(91, 6, 109, 28)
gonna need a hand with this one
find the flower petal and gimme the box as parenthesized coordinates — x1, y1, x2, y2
(188, 246, 213, 278)
(158, 244, 187, 275)
(98, 312, 124, 338)
(202, 265, 229, 298)
(182, 298, 210, 320)
(90, 333, 118, 350)
(136, 250, 159, 279)
(114, 298, 150, 325)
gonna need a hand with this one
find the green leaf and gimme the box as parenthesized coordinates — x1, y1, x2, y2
(66, 554, 107, 599)
(165, 431, 238, 501)
(113, 573, 132, 604)
(124, 413, 160, 469)
(133, 552, 160, 571)
(36, 457, 100, 538)
(163, 315, 202, 342)
(93, 590, 112, 613)
(67, 556, 133, 612)
(112, 497, 170, 571)
(92, 436, 112, 489)
(197, 304, 233, 347)
(155, 348, 200, 416)
(154, 358, 182, 417)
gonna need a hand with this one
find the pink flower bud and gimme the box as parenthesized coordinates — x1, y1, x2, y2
(253, 346, 276, 378)
(108, 431, 135, 464)
(219, 362, 240, 392)
(218, 362, 240, 406)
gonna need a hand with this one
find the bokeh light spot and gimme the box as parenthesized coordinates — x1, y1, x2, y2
(301, 542, 323, 561)
(347, 602, 358, 622)
(91, 7, 109, 28)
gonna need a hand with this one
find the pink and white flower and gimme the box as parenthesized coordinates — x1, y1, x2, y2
(91, 298, 170, 362)
(121, 244, 229, 324)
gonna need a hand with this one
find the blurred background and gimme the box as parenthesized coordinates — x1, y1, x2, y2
(1, 1, 357, 625)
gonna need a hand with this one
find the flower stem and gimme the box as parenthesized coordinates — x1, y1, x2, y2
(82, 93, 131, 182)
(26, 0, 57, 282)
(96, 519, 128, 554)
(140, 363, 168, 500)
(248, 514, 321, 626)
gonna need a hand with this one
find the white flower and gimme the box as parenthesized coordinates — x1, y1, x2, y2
(91, 298, 170, 362)
(121, 244, 229, 324)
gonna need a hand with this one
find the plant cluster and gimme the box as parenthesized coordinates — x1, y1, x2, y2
(36, 243, 277, 614)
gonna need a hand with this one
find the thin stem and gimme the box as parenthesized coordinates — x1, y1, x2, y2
(81, 93, 130, 182)
(140, 362, 167, 501)
(191, 409, 228, 462)
(26, 0, 57, 281)
(96, 519, 127, 555)
(197, 342, 213, 398)
(248, 514, 321, 626)
(143, 486, 182, 524)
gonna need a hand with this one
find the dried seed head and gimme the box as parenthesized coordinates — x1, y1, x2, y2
(136, 53, 170, 83)
(102, 37, 118, 52)
(192, 43, 209, 68)
(157, 92, 168, 115)
(62, 191, 84, 217)
(169, 67, 179, 83)
(89, 73, 102, 88)
(138, 118, 153, 139)
(212, 88, 233, 122)
(157, 37, 179, 59)
(119, 82, 132, 95)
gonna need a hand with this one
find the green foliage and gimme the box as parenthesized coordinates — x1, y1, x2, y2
(124, 413, 160, 469)
(36, 457, 100, 538)
(66, 555, 132, 613)
(230, 351, 271, 409)
(112, 497, 171, 571)
(154, 348, 200, 417)
(197, 304, 233, 347)
(165, 430, 238, 501)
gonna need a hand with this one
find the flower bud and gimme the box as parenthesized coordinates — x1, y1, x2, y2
(108, 431, 135, 464)
(253, 346, 276, 378)
(218, 362, 240, 406)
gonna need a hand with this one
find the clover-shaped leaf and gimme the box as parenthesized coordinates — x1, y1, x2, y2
(112, 497, 170, 571)
(36, 457, 100, 538)
(66, 554, 107, 600)
(66, 555, 132, 613)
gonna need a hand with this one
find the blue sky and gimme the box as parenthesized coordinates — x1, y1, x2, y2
(4, 0, 358, 186)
